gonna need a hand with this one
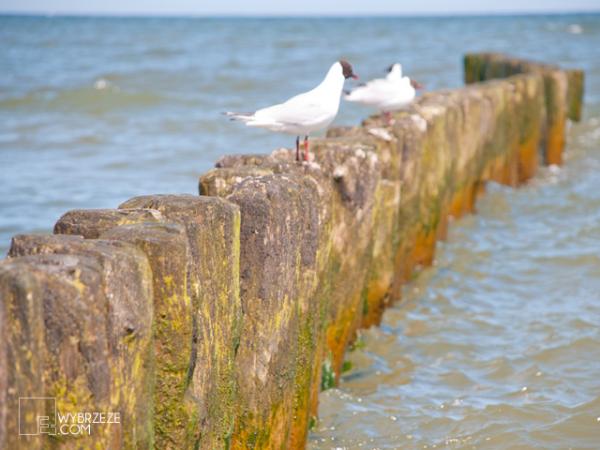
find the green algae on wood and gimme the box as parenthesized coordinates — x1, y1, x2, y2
(566, 69, 584, 121)
(7, 235, 155, 449)
(0, 249, 153, 449)
(117, 194, 242, 450)
(225, 174, 323, 449)
(463, 52, 583, 166)
(101, 222, 194, 450)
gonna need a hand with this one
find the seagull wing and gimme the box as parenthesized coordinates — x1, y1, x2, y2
(345, 78, 393, 105)
(252, 90, 334, 128)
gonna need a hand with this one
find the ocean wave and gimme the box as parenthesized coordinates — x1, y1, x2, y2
(0, 83, 168, 114)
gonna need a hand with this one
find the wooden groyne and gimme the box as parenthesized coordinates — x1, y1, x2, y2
(0, 54, 583, 449)
(464, 52, 584, 165)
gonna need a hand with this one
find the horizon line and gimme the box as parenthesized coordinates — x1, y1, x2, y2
(1, 10, 599, 19)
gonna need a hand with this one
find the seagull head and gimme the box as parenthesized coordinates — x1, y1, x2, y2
(339, 60, 358, 80)
(385, 63, 403, 82)
(386, 63, 402, 76)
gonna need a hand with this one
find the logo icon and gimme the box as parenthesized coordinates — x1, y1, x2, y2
(18, 397, 57, 436)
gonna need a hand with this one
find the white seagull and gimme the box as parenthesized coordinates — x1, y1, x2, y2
(384, 62, 404, 82)
(344, 63, 423, 123)
(226, 60, 358, 161)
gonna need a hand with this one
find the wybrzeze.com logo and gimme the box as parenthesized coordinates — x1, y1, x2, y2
(18, 397, 120, 436)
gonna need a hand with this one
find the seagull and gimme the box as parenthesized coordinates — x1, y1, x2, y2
(385, 62, 404, 82)
(344, 63, 423, 123)
(225, 60, 358, 162)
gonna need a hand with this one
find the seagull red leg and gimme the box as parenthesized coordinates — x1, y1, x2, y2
(303, 135, 309, 162)
(296, 136, 300, 162)
(384, 111, 392, 125)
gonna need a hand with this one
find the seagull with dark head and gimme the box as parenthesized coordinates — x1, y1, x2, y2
(344, 62, 423, 124)
(226, 60, 357, 162)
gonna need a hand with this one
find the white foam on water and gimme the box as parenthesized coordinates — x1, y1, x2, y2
(94, 78, 110, 90)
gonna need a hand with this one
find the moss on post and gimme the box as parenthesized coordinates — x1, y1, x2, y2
(567, 69, 584, 122)
(1, 245, 154, 449)
(464, 53, 582, 166)
(117, 194, 241, 450)
(101, 223, 194, 449)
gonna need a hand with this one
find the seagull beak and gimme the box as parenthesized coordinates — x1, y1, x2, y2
(352, 74, 359, 80)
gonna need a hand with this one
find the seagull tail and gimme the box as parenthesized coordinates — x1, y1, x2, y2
(223, 111, 255, 122)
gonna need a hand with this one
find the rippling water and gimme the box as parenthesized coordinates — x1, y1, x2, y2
(308, 95, 600, 447)
(2, 14, 600, 448)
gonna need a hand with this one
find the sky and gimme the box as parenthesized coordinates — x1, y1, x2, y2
(1, 0, 600, 16)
